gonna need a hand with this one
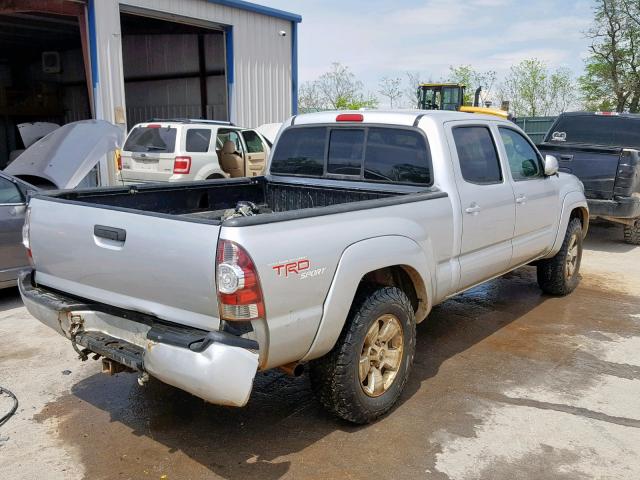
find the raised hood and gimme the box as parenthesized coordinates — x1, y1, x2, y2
(4, 120, 123, 189)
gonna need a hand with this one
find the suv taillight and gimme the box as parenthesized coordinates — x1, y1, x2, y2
(173, 156, 191, 174)
(216, 239, 265, 321)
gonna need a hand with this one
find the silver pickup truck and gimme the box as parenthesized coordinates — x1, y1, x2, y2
(20, 110, 588, 424)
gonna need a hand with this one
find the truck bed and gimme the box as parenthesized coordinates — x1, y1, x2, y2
(45, 177, 425, 224)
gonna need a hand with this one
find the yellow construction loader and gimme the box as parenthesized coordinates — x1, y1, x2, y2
(417, 83, 510, 120)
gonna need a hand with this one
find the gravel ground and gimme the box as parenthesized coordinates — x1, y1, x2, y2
(1, 222, 639, 480)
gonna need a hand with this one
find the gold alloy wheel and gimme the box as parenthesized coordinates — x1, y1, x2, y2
(359, 314, 404, 397)
(565, 233, 579, 279)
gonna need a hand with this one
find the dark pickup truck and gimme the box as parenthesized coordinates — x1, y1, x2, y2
(538, 112, 640, 244)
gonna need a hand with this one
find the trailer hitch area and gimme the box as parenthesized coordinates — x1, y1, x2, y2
(101, 358, 134, 376)
(66, 313, 91, 361)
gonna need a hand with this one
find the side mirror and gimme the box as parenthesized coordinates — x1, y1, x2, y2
(544, 155, 559, 176)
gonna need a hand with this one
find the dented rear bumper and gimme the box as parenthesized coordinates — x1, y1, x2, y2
(18, 271, 259, 407)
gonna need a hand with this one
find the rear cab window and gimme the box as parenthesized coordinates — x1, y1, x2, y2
(270, 125, 432, 186)
(547, 115, 640, 148)
(123, 125, 177, 153)
(452, 126, 502, 184)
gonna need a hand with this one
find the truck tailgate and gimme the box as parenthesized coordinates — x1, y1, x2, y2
(28, 197, 221, 331)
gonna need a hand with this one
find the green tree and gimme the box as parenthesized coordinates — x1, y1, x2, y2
(447, 65, 497, 106)
(378, 77, 403, 108)
(580, 0, 640, 112)
(499, 59, 576, 117)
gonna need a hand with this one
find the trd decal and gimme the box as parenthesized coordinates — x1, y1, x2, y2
(271, 258, 326, 280)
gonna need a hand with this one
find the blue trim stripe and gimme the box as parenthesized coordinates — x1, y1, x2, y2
(225, 27, 234, 121)
(88, 0, 98, 87)
(207, 0, 301, 23)
(291, 22, 298, 115)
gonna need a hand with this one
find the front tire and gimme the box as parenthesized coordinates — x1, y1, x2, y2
(309, 286, 416, 424)
(537, 218, 583, 295)
(623, 219, 640, 245)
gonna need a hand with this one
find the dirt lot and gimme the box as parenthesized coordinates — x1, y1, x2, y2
(1, 222, 639, 480)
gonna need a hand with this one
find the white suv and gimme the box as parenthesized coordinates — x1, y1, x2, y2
(118, 120, 270, 184)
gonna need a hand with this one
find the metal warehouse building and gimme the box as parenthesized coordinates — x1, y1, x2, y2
(0, 0, 301, 168)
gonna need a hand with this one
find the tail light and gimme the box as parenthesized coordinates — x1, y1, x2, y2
(216, 239, 265, 321)
(22, 206, 33, 264)
(173, 156, 191, 174)
(336, 113, 363, 122)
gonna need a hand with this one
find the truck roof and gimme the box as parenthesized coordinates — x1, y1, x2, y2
(558, 111, 640, 119)
(292, 109, 509, 127)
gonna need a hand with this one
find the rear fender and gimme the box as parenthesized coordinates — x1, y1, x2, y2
(301, 235, 433, 362)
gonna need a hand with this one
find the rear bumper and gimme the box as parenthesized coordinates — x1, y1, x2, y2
(19, 271, 259, 407)
(588, 196, 640, 220)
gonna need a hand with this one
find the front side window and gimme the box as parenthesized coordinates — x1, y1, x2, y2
(186, 129, 212, 153)
(452, 126, 502, 185)
(0, 177, 23, 204)
(270, 127, 326, 176)
(124, 126, 177, 153)
(499, 128, 542, 181)
(217, 130, 243, 153)
(327, 129, 364, 176)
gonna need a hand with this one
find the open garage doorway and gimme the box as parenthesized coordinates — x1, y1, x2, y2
(120, 12, 228, 130)
(0, 10, 91, 168)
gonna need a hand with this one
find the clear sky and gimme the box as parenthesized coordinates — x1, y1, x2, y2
(264, 0, 596, 92)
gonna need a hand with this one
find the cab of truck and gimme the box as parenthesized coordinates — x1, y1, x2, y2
(118, 119, 269, 185)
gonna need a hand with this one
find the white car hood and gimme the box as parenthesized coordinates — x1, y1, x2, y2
(5, 120, 123, 189)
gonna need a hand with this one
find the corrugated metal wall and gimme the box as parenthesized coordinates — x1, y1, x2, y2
(119, 0, 293, 128)
(516, 116, 556, 144)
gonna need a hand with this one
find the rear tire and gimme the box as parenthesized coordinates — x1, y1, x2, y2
(537, 218, 583, 295)
(309, 286, 416, 424)
(623, 220, 640, 245)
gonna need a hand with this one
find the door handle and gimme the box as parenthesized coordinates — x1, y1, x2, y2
(516, 195, 527, 205)
(559, 154, 573, 161)
(94, 225, 127, 242)
(465, 203, 481, 215)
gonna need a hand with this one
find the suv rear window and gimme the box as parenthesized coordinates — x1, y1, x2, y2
(547, 115, 640, 148)
(270, 126, 432, 186)
(124, 126, 177, 153)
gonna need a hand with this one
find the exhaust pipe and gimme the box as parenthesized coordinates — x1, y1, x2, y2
(279, 362, 304, 377)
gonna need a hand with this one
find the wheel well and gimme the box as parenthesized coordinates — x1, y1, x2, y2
(570, 207, 589, 238)
(360, 266, 429, 322)
(206, 173, 226, 180)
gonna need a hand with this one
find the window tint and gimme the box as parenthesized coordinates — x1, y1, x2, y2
(453, 126, 502, 184)
(499, 128, 542, 181)
(217, 130, 243, 152)
(242, 130, 265, 153)
(185, 129, 211, 153)
(123, 126, 177, 153)
(0, 177, 22, 204)
(327, 129, 364, 176)
(547, 115, 640, 148)
(364, 128, 431, 185)
(270, 127, 325, 176)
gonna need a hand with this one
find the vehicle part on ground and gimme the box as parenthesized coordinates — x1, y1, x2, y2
(537, 218, 584, 295)
(279, 362, 305, 377)
(309, 286, 416, 424)
(0, 385, 18, 428)
(623, 220, 640, 245)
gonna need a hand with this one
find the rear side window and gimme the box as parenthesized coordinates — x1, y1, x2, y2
(270, 127, 326, 176)
(124, 126, 177, 153)
(185, 129, 211, 153)
(453, 126, 502, 184)
(270, 126, 432, 185)
(365, 128, 431, 184)
(327, 129, 364, 176)
(242, 130, 265, 153)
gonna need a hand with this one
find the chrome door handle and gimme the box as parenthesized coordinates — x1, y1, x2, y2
(516, 195, 527, 205)
(465, 203, 481, 214)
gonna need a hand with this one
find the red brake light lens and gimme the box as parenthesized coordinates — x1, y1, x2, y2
(336, 113, 364, 122)
(147, 124, 161, 128)
(216, 239, 265, 321)
(173, 156, 191, 174)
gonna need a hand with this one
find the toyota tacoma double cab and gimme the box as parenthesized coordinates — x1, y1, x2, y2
(20, 110, 588, 423)
(538, 111, 640, 244)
